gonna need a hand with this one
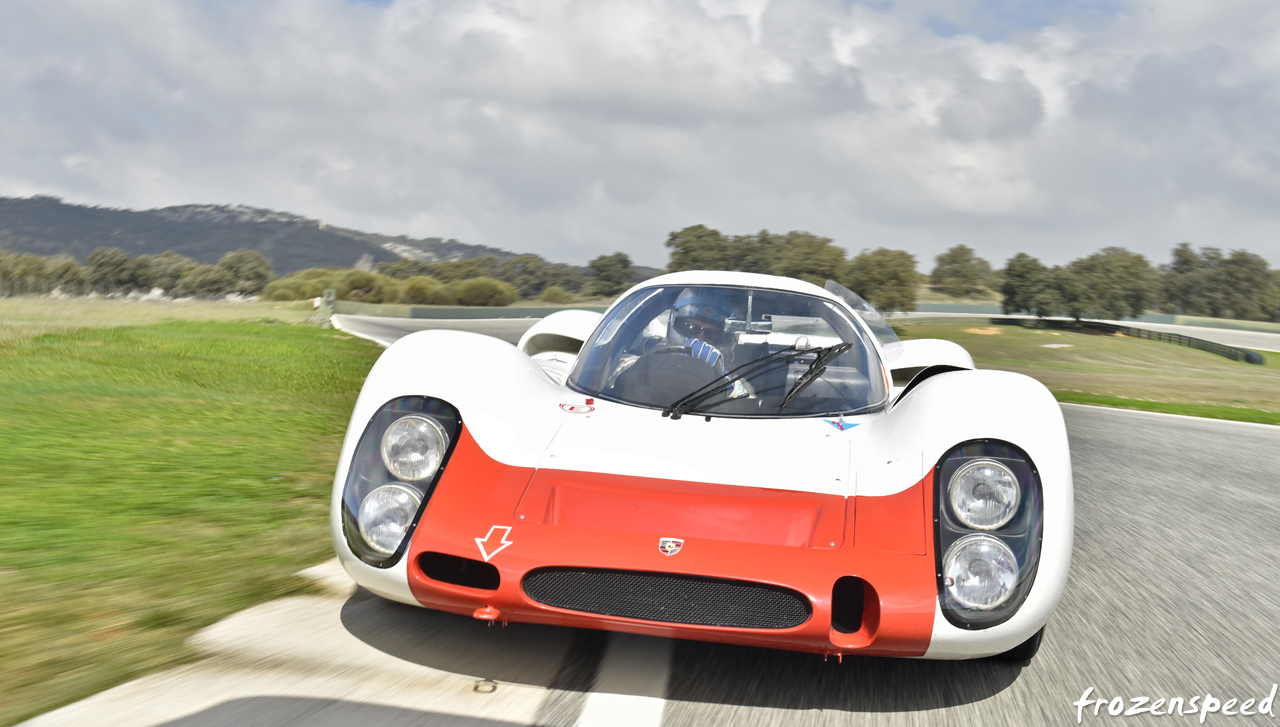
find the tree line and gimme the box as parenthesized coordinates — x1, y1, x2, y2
(0, 244, 641, 307)
(665, 225, 919, 311)
(665, 225, 1280, 322)
(261, 251, 638, 306)
(0, 246, 273, 298)
(6, 232, 1277, 322)
(997, 243, 1279, 321)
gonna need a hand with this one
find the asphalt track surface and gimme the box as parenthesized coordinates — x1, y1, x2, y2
(30, 317, 1280, 726)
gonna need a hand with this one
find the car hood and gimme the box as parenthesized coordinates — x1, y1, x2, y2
(537, 399, 854, 497)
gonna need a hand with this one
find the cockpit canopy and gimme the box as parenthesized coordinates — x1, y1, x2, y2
(567, 284, 889, 418)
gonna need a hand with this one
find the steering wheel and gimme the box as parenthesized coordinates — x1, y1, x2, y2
(610, 344, 720, 407)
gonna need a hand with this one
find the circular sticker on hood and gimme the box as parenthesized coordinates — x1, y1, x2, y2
(560, 403, 595, 413)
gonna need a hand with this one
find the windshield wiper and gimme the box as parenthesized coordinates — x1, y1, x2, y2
(662, 345, 800, 420)
(661, 343, 851, 420)
(781, 342, 853, 409)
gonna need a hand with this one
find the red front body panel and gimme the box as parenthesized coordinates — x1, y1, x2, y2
(405, 426, 938, 656)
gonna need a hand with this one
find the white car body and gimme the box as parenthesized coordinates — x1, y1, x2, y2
(331, 271, 1073, 660)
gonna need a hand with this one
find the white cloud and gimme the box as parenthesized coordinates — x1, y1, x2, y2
(1, 0, 1279, 270)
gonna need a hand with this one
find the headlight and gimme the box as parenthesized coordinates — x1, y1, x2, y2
(943, 535, 1019, 610)
(381, 415, 449, 482)
(948, 459, 1019, 530)
(341, 397, 461, 568)
(358, 483, 424, 555)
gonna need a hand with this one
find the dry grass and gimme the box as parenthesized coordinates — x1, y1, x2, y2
(0, 296, 316, 344)
(898, 321, 1280, 417)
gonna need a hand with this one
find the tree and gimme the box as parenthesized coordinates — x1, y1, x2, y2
(731, 230, 789, 274)
(497, 255, 547, 298)
(337, 270, 403, 303)
(174, 264, 234, 298)
(1162, 242, 1206, 314)
(665, 225, 733, 272)
(1067, 247, 1159, 319)
(1219, 250, 1276, 320)
(587, 252, 633, 296)
(538, 263, 585, 293)
(10, 253, 50, 294)
(86, 247, 134, 293)
(401, 275, 453, 305)
(452, 277, 517, 306)
(46, 256, 87, 295)
(144, 251, 196, 293)
(930, 245, 993, 297)
(771, 232, 847, 286)
(1160, 244, 1278, 320)
(426, 257, 498, 282)
(1002, 253, 1053, 316)
(377, 258, 433, 280)
(843, 248, 918, 312)
(217, 249, 274, 295)
(127, 255, 155, 292)
(539, 286, 573, 304)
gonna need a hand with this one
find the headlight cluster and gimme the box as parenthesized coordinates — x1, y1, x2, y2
(935, 441, 1043, 629)
(341, 397, 460, 567)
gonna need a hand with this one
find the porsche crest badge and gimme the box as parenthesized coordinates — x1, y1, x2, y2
(658, 537, 683, 556)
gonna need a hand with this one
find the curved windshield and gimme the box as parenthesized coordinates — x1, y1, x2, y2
(568, 285, 889, 417)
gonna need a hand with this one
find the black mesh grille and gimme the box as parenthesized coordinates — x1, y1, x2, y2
(522, 567, 811, 629)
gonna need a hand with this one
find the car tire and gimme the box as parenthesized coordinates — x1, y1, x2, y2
(994, 626, 1044, 663)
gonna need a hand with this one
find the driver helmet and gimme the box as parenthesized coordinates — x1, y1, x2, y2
(671, 290, 733, 346)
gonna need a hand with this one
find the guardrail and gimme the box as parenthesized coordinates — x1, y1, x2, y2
(992, 318, 1265, 365)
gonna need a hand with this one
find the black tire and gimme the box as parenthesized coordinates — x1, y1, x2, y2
(994, 626, 1044, 663)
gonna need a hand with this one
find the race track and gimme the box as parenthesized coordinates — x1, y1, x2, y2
(30, 318, 1280, 727)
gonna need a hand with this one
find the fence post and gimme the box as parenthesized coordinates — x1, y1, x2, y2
(320, 289, 335, 329)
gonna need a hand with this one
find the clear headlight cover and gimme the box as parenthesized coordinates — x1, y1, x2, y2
(357, 483, 424, 555)
(948, 459, 1020, 530)
(943, 535, 1019, 610)
(381, 415, 449, 483)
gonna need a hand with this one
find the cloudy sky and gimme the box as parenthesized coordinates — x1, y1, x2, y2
(3, 0, 1279, 269)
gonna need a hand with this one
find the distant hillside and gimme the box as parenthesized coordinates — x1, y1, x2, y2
(0, 196, 523, 274)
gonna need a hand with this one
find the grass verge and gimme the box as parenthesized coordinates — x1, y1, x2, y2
(0, 297, 316, 344)
(0, 317, 381, 725)
(896, 320, 1280, 425)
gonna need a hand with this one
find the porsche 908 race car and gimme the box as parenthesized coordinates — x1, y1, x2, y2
(330, 271, 1073, 661)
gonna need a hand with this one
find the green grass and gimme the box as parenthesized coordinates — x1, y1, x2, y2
(0, 297, 316, 344)
(0, 318, 381, 725)
(1052, 393, 1280, 425)
(896, 321, 1280, 424)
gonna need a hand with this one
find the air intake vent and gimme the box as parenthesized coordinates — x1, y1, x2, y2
(419, 552, 500, 590)
(522, 567, 810, 629)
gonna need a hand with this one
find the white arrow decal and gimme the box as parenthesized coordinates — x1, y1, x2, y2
(475, 525, 514, 562)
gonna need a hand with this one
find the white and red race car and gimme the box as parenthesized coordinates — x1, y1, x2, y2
(330, 271, 1073, 662)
